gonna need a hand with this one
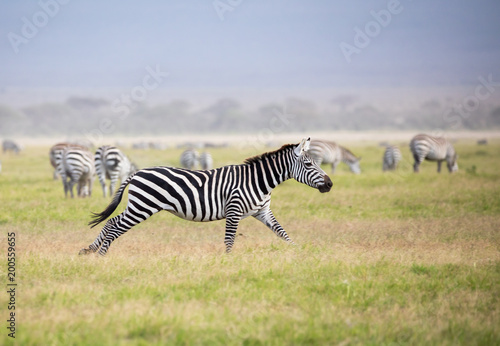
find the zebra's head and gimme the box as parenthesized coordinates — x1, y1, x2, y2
(349, 158, 361, 174)
(447, 153, 458, 173)
(292, 138, 333, 193)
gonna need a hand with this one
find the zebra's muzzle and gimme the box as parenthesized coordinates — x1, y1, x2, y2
(318, 174, 332, 193)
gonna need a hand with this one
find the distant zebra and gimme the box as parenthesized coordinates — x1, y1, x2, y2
(180, 149, 199, 169)
(199, 151, 213, 170)
(56, 148, 96, 198)
(2, 139, 21, 154)
(410, 134, 458, 173)
(382, 145, 402, 171)
(50, 142, 89, 180)
(79, 138, 333, 256)
(308, 140, 361, 174)
(95, 146, 137, 197)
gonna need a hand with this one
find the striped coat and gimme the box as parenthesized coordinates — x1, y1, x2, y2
(95, 146, 137, 197)
(382, 145, 402, 171)
(308, 140, 361, 174)
(410, 134, 458, 173)
(199, 151, 213, 170)
(57, 148, 96, 198)
(79, 138, 332, 256)
(180, 149, 199, 170)
(50, 142, 89, 179)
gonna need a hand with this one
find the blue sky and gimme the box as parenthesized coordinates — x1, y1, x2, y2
(1, 0, 499, 88)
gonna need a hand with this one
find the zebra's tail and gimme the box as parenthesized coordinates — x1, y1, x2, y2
(88, 172, 137, 228)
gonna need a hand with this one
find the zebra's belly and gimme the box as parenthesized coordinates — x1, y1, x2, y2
(425, 151, 445, 161)
(165, 207, 226, 222)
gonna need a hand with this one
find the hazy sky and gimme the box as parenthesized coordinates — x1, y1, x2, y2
(1, 0, 500, 89)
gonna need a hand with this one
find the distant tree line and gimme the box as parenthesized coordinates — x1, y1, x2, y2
(1, 96, 499, 137)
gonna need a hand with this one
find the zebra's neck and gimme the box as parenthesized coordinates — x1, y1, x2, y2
(340, 146, 358, 164)
(245, 148, 294, 196)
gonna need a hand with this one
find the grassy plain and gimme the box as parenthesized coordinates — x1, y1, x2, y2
(0, 137, 499, 345)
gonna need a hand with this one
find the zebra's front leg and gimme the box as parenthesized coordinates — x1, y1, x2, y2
(224, 212, 242, 253)
(437, 161, 442, 173)
(253, 207, 294, 245)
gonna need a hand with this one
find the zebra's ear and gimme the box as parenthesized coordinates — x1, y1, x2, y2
(294, 137, 311, 156)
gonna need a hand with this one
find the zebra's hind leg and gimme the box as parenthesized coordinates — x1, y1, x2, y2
(98, 206, 158, 256)
(437, 160, 442, 173)
(79, 215, 120, 255)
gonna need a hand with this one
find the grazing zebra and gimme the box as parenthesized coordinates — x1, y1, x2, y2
(95, 146, 137, 198)
(79, 138, 333, 256)
(49, 142, 89, 180)
(410, 134, 458, 173)
(56, 148, 96, 198)
(2, 139, 21, 154)
(180, 149, 199, 170)
(199, 151, 213, 170)
(382, 145, 402, 171)
(308, 140, 361, 174)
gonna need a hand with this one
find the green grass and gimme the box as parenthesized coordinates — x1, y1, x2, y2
(0, 138, 499, 345)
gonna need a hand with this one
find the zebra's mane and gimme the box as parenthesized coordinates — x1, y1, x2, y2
(244, 143, 297, 165)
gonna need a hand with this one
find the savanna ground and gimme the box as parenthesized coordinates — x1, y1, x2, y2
(0, 135, 499, 345)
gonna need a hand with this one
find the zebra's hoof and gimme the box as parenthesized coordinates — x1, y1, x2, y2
(78, 248, 92, 255)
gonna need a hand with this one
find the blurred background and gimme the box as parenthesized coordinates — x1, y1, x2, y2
(1, 0, 500, 143)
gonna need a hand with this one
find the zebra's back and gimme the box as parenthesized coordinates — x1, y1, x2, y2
(308, 140, 340, 166)
(309, 140, 361, 174)
(410, 134, 451, 161)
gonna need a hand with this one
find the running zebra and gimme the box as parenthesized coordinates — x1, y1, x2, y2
(56, 147, 96, 198)
(308, 140, 361, 174)
(382, 145, 402, 171)
(79, 138, 333, 256)
(410, 134, 458, 173)
(95, 146, 137, 197)
(180, 149, 199, 170)
(199, 151, 213, 170)
(50, 142, 89, 180)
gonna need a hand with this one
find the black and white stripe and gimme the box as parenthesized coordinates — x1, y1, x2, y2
(410, 134, 458, 173)
(308, 140, 361, 174)
(95, 146, 137, 197)
(382, 145, 402, 171)
(79, 138, 333, 256)
(199, 151, 213, 170)
(56, 148, 96, 198)
(50, 142, 89, 180)
(180, 149, 199, 170)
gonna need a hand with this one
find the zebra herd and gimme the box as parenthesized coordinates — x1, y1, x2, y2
(2, 133, 458, 255)
(79, 133, 457, 256)
(303, 134, 458, 175)
(50, 143, 138, 198)
(49, 143, 216, 198)
(179, 149, 213, 170)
